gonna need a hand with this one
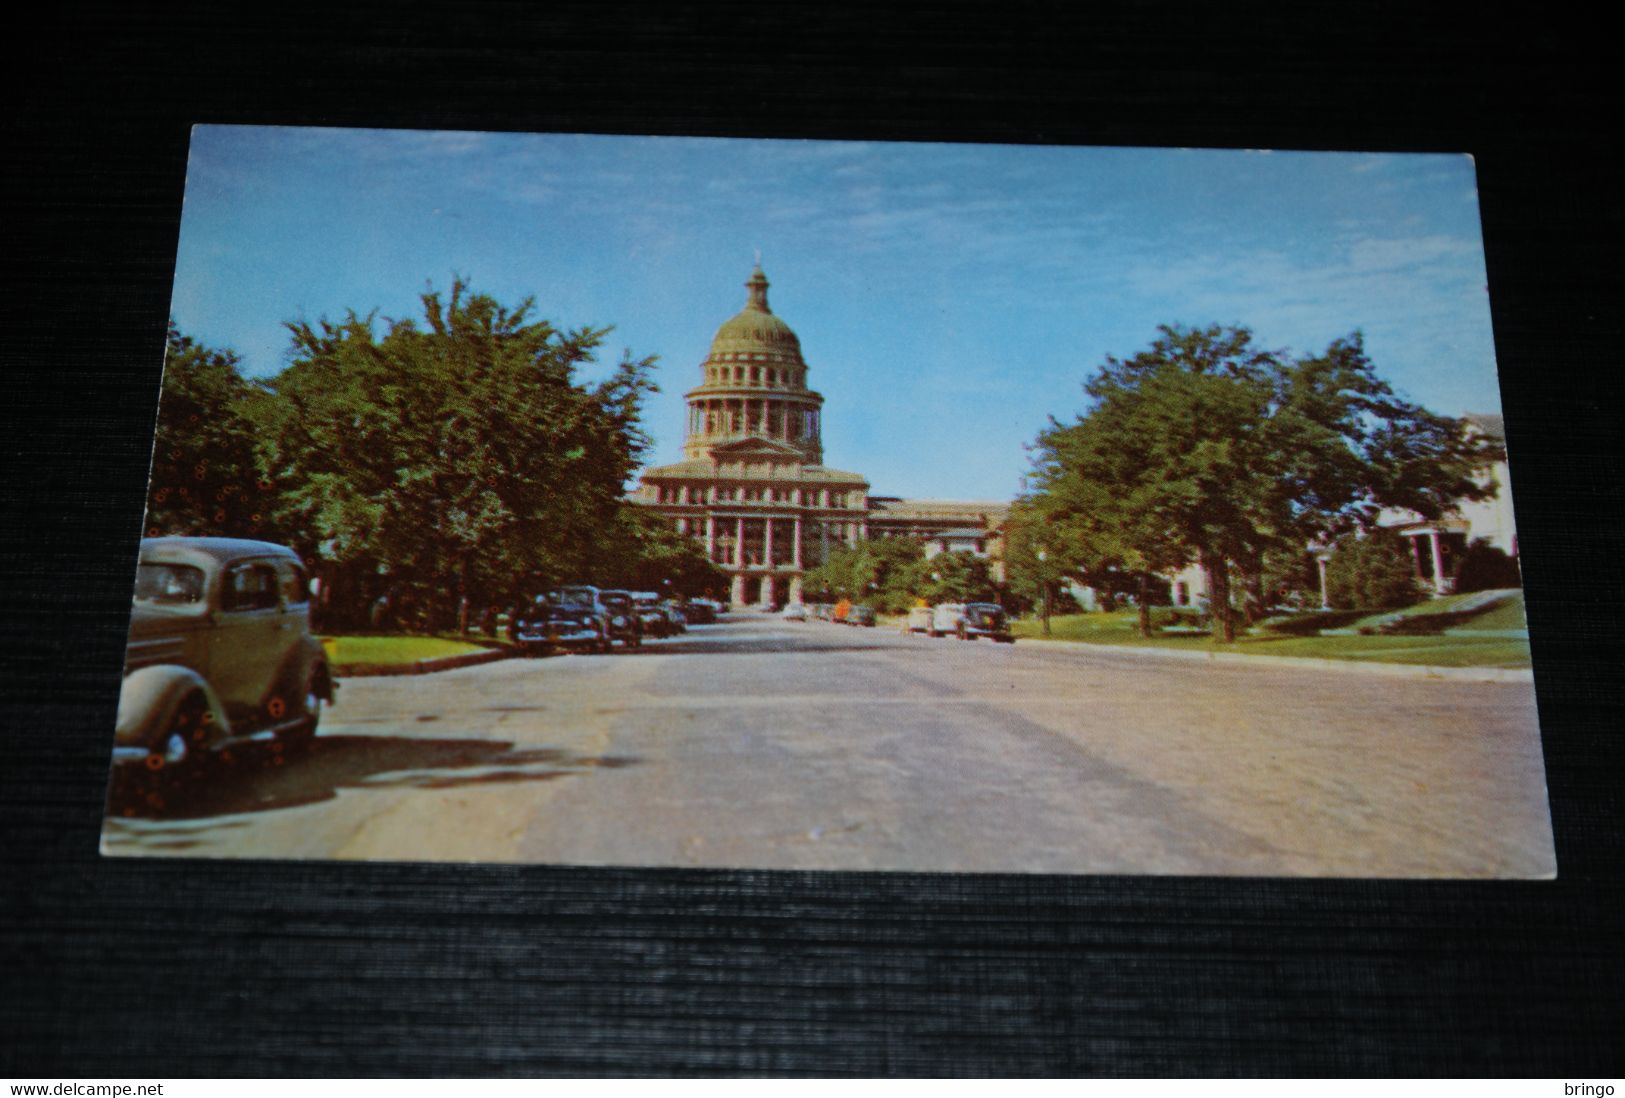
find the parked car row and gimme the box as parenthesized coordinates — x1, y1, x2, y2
(786, 601, 877, 627)
(787, 599, 1012, 640)
(514, 585, 696, 655)
(902, 601, 1015, 642)
(112, 537, 728, 788)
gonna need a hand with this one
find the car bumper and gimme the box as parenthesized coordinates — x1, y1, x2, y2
(517, 627, 600, 646)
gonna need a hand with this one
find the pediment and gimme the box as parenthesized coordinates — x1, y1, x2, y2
(705, 437, 806, 460)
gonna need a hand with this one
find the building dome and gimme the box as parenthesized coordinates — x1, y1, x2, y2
(706, 265, 804, 360)
(682, 264, 825, 464)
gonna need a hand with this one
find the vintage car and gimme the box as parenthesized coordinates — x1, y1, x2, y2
(113, 536, 334, 777)
(902, 605, 934, 634)
(928, 602, 965, 637)
(514, 587, 611, 654)
(598, 590, 644, 649)
(660, 600, 688, 634)
(631, 591, 672, 638)
(847, 605, 877, 627)
(959, 601, 1015, 642)
(683, 598, 720, 624)
(781, 602, 807, 622)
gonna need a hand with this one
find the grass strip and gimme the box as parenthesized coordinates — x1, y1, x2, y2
(1011, 613, 1530, 668)
(320, 634, 497, 669)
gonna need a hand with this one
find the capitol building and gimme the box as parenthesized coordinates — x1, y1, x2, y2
(634, 265, 1007, 607)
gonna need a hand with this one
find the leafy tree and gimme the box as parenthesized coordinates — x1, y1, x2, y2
(593, 508, 728, 598)
(251, 278, 656, 627)
(918, 549, 996, 604)
(802, 537, 926, 611)
(144, 322, 279, 539)
(1325, 528, 1423, 610)
(1026, 325, 1495, 641)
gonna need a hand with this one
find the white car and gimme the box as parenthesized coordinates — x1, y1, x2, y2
(781, 603, 807, 622)
(902, 605, 934, 634)
(929, 603, 965, 637)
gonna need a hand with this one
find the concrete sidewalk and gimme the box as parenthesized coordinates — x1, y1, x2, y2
(1011, 635, 1533, 683)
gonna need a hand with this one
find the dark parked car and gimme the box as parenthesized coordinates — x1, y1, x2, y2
(113, 537, 334, 777)
(684, 598, 721, 624)
(514, 587, 612, 654)
(847, 605, 877, 627)
(599, 590, 644, 649)
(631, 592, 673, 638)
(959, 602, 1015, 642)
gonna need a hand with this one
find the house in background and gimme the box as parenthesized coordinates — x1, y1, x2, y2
(1168, 413, 1517, 607)
(1376, 413, 1516, 595)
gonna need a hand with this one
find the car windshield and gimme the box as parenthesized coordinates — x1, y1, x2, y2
(553, 588, 595, 609)
(134, 562, 205, 605)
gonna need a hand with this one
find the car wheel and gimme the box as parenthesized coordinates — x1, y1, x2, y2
(278, 675, 324, 750)
(147, 694, 208, 782)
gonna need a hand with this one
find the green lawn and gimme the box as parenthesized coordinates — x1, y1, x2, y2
(320, 634, 498, 669)
(1011, 611, 1531, 668)
(1456, 593, 1529, 631)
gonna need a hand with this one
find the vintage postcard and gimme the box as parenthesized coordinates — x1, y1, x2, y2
(102, 126, 1553, 876)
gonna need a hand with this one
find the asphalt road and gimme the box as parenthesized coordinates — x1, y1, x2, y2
(101, 615, 1556, 877)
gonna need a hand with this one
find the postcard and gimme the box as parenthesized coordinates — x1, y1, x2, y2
(101, 126, 1553, 877)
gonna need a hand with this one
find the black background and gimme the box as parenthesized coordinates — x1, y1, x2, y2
(5, 1, 1622, 1077)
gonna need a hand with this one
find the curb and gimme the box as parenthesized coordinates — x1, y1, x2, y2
(333, 646, 517, 678)
(1010, 637, 1533, 683)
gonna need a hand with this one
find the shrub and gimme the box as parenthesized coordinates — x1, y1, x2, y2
(1453, 538, 1522, 592)
(1325, 529, 1424, 611)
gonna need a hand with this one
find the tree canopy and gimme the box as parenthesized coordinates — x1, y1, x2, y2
(145, 283, 704, 629)
(253, 279, 656, 613)
(801, 538, 997, 612)
(144, 322, 277, 540)
(1021, 324, 1495, 640)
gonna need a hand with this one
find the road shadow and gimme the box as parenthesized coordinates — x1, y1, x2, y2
(104, 733, 639, 823)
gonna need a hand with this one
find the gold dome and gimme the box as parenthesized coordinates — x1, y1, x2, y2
(706, 265, 804, 363)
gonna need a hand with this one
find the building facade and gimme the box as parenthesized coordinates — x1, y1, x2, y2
(1377, 413, 1517, 595)
(634, 265, 1014, 607)
(634, 265, 871, 607)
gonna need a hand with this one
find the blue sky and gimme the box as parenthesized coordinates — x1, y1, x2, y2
(170, 126, 1501, 500)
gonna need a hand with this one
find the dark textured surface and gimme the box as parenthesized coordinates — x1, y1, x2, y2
(4, 1, 1621, 1076)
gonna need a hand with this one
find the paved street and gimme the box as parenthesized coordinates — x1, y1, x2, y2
(102, 615, 1555, 877)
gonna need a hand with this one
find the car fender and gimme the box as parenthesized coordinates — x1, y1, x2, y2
(115, 664, 231, 749)
(284, 635, 335, 703)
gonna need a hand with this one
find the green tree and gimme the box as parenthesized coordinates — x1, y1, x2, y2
(918, 549, 996, 605)
(144, 322, 279, 539)
(253, 278, 656, 627)
(1325, 528, 1423, 610)
(1027, 325, 1495, 642)
(802, 537, 926, 611)
(594, 508, 728, 598)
